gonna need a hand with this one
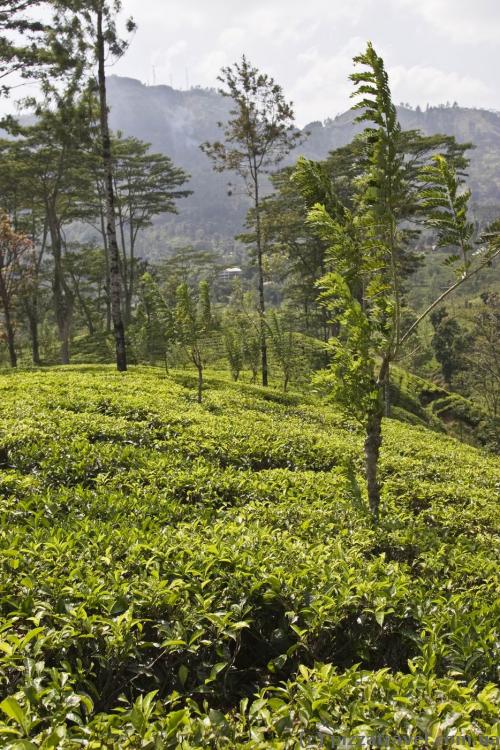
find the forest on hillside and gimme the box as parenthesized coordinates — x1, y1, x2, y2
(102, 75, 500, 253)
(0, 1, 499, 746)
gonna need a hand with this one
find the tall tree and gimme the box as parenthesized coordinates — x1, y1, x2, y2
(51, 0, 136, 371)
(1, 99, 94, 364)
(201, 56, 303, 386)
(0, 136, 49, 365)
(91, 134, 191, 325)
(0, 213, 33, 367)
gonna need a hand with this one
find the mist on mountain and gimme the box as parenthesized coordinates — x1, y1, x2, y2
(106, 75, 500, 261)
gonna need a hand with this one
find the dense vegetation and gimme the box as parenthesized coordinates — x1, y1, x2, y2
(0, 367, 499, 746)
(101, 77, 500, 252)
(1, 4, 499, 747)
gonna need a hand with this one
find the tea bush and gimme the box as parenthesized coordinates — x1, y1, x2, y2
(0, 367, 498, 748)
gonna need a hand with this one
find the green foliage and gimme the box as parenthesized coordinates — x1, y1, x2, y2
(200, 55, 303, 181)
(430, 307, 467, 384)
(0, 366, 498, 746)
(223, 325, 244, 381)
(315, 271, 377, 424)
(419, 155, 475, 277)
(130, 272, 172, 363)
(293, 42, 499, 521)
(175, 281, 216, 401)
(0, 1, 67, 96)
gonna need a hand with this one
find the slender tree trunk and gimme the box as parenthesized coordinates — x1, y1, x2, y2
(197, 362, 203, 403)
(97, 7, 127, 372)
(126, 217, 135, 326)
(47, 210, 72, 365)
(364, 406, 382, 523)
(71, 275, 95, 336)
(26, 305, 40, 366)
(0, 276, 17, 367)
(81, 300, 95, 336)
(126, 240, 135, 327)
(116, 201, 131, 325)
(26, 218, 43, 366)
(98, 203, 112, 332)
(365, 356, 391, 523)
(253, 175, 268, 386)
(53, 259, 72, 364)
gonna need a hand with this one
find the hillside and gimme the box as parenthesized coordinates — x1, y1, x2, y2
(106, 76, 500, 255)
(0, 367, 498, 745)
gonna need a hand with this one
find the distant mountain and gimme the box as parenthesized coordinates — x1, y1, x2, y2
(106, 76, 500, 259)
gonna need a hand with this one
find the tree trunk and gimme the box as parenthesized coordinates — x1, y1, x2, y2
(253, 174, 268, 387)
(0, 276, 17, 367)
(197, 362, 203, 403)
(47, 209, 72, 365)
(27, 305, 40, 366)
(97, 7, 127, 372)
(98, 204, 112, 332)
(364, 407, 382, 523)
(72, 278, 95, 337)
(83, 304, 95, 337)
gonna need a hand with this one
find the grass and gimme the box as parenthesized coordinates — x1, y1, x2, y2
(0, 366, 498, 748)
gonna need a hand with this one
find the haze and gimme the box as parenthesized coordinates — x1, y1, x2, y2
(112, 0, 500, 125)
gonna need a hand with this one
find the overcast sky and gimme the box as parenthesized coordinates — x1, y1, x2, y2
(4, 0, 500, 124)
(107, 0, 500, 125)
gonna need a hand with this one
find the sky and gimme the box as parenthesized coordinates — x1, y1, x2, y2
(107, 0, 500, 125)
(4, 0, 500, 125)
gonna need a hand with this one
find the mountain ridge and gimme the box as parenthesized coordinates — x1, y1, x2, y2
(105, 75, 500, 256)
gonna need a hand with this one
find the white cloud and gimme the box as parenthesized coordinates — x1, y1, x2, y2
(291, 37, 366, 122)
(4, 0, 497, 120)
(195, 50, 231, 85)
(389, 64, 493, 108)
(218, 27, 247, 48)
(394, 0, 500, 44)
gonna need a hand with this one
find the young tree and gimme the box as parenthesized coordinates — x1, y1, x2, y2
(300, 43, 500, 522)
(175, 280, 214, 403)
(51, 0, 136, 371)
(0, 213, 33, 367)
(132, 271, 172, 364)
(266, 309, 296, 392)
(223, 323, 244, 381)
(201, 56, 303, 386)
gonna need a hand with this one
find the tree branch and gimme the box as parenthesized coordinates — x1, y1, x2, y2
(400, 247, 500, 346)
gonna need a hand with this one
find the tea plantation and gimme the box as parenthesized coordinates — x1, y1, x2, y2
(0, 367, 499, 748)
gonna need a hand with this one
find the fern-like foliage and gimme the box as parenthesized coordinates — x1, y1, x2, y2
(419, 154, 474, 277)
(350, 42, 406, 224)
(291, 156, 345, 221)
